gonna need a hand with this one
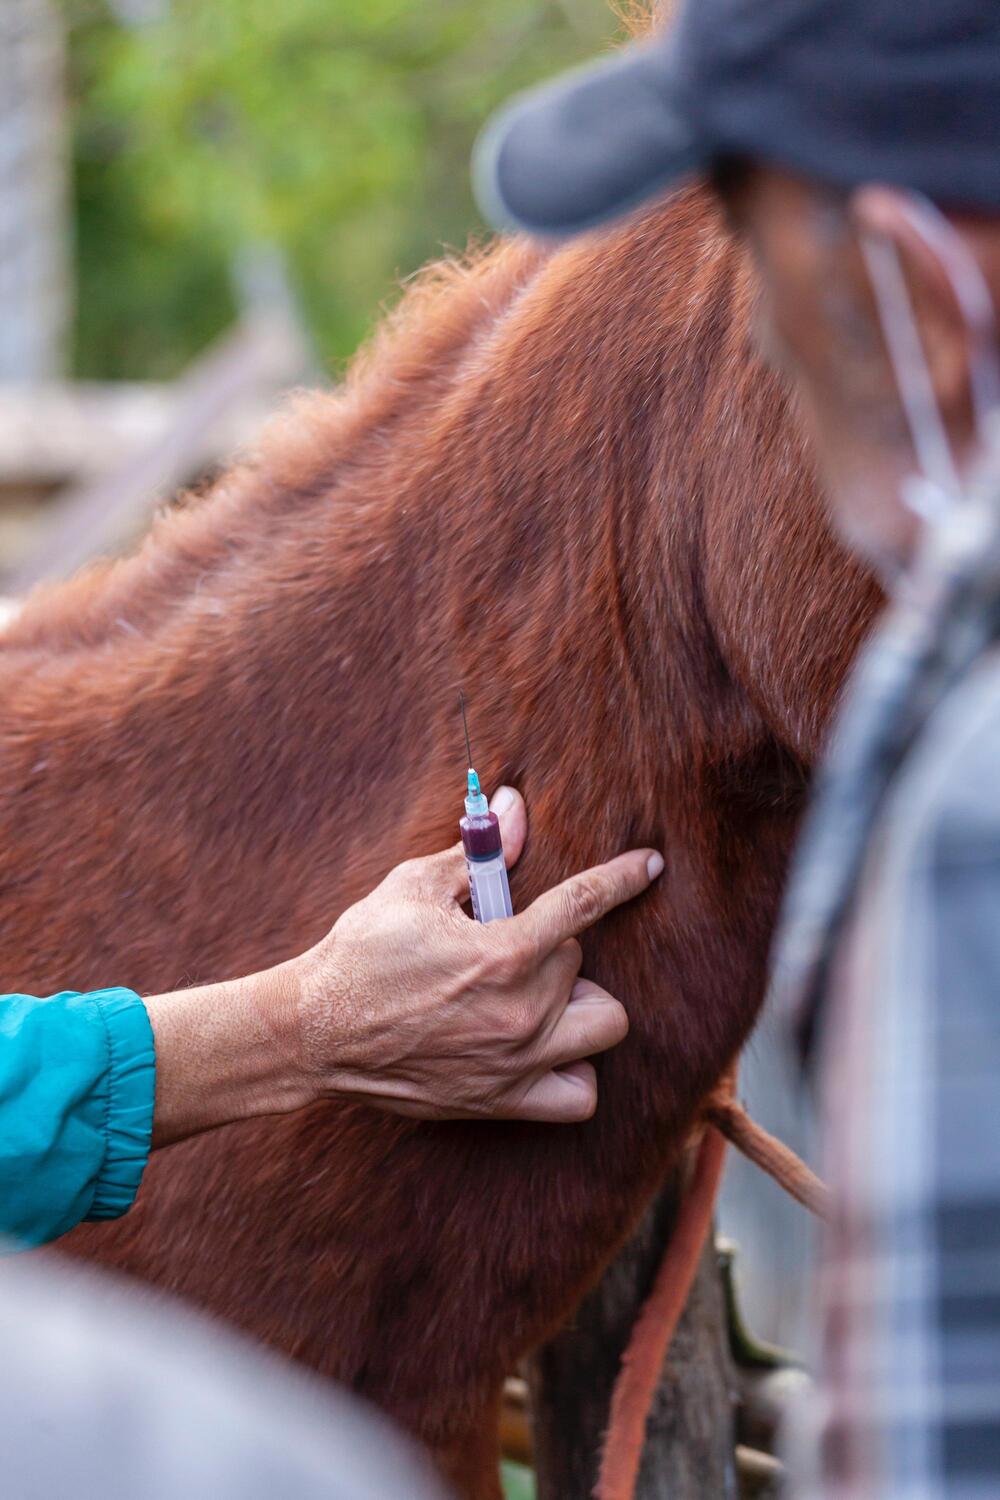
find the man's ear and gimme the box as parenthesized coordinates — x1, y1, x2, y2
(850, 185, 978, 442)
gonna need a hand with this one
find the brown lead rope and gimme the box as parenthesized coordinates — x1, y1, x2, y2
(594, 1123, 728, 1500)
(595, 1073, 829, 1500)
(704, 1087, 830, 1219)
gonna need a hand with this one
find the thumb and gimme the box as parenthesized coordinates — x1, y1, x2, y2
(489, 785, 526, 868)
(400, 785, 527, 906)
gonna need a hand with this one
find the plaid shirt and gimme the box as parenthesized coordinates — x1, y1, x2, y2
(776, 468, 1000, 1496)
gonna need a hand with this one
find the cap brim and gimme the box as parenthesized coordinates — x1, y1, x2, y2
(473, 41, 705, 239)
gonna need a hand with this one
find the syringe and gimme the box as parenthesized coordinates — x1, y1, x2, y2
(458, 693, 513, 923)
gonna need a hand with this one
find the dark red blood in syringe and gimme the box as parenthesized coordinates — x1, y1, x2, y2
(460, 811, 503, 859)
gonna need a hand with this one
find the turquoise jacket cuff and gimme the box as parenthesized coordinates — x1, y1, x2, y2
(84, 987, 156, 1222)
(0, 986, 155, 1248)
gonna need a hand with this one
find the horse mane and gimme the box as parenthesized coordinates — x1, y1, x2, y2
(616, 0, 664, 37)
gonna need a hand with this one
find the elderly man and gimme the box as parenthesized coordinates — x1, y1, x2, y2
(479, 0, 1000, 1492)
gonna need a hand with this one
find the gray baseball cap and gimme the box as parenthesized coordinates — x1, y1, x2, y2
(474, 0, 1000, 238)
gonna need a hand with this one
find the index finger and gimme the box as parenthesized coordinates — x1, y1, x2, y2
(513, 849, 664, 953)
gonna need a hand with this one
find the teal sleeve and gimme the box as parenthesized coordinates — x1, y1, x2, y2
(0, 988, 155, 1250)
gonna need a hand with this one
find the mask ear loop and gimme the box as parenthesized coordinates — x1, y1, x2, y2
(859, 229, 961, 521)
(860, 197, 1000, 525)
(898, 193, 1000, 437)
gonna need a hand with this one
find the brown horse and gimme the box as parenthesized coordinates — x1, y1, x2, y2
(1, 186, 877, 1497)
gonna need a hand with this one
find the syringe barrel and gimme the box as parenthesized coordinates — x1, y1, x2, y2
(460, 811, 513, 922)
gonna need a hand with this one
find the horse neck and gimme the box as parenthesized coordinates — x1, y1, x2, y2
(4, 197, 736, 715)
(0, 190, 824, 990)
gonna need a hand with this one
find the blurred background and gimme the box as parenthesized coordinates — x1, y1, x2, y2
(18, 0, 621, 375)
(0, 0, 619, 591)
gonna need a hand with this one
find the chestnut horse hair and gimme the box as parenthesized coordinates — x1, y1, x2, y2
(1, 185, 878, 1497)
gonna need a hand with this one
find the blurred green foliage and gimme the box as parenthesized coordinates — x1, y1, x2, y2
(501, 1460, 537, 1500)
(63, 0, 620, 379)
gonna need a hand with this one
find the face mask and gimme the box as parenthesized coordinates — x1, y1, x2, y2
(859, 193, 1000, 530)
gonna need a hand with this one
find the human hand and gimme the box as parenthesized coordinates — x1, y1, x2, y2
(292, 788, 663, 1123)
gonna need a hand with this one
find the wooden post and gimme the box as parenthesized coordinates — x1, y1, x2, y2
(2, 308, 314, 593)
(0, 0, 70, 380)
(530, 1176, 736, 1500)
